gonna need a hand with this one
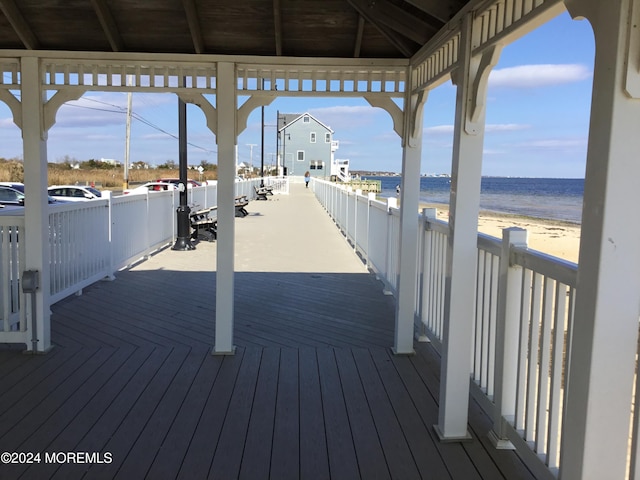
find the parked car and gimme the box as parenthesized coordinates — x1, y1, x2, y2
(0, 184, 62, 205)
(124, 182, 176, 194)
(156, 178, 201, 187)
(48, 185, 102, 202)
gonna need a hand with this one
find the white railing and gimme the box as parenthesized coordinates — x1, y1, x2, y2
(311, 177, 578, 480)
(0, 176, 286, 337)
(0, 216, 25, 334)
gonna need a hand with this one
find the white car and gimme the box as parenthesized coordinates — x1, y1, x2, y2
(48, 185, 103, 202)
(123, 182, 176, 195)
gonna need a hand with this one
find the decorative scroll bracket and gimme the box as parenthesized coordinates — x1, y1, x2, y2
(237, 94, 275, 135)
(466, 45, 502, 133)
(0, 90, 22, 129)
(404, 89, 428, 148)
(44, 89, 85, 132)
(364, 95, 404, 139)
(178, 92, 218, 136)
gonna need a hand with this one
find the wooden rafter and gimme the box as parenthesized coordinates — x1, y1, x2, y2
(0, 0, 39, 49)
(347, 0, 417, 57)
(273, 0, 283, 56)
(90, 0, 123, 52)
(372, 0, 434, 44)
(181, 0, 204, 54)
(403, 0, 453, 23)
(353, 15, 365, 58)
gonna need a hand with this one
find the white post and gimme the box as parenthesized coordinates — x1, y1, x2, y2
(435, 14, 502, 441)
(394, 86, 427, 355)
(560, 0, 640, 478)
(489, 227, 528, 448)
(21, 56, 52, 353)
(213, 62, 236, 355)
(417, 207, 437, 343)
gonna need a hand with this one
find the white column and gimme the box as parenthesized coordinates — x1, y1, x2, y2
(21, 56, 52, 352)
(560, 0, 640, 478)
(213, 62, 236, 355)
(435, 14, 501, 440)
(394, 86, 427, 354)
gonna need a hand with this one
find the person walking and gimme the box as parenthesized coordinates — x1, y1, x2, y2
(304, 171, 310, 188)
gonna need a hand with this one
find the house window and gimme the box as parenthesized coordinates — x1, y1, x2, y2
(317, 162, 324, 170)
(310, 161, 323, 170)
(297, 150, 305, 161)
(310, 132, 316, 143)
(310, 164, 316, 170)
(325, 133, 331, 143)
(303, 115, 310, 123)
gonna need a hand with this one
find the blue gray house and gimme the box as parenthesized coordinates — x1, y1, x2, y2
(277, 112, 347, 180)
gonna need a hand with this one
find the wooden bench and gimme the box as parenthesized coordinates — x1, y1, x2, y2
(190, 206, 217, 242)
(235, 195, 249, 217)
(254, 186, 269, 200)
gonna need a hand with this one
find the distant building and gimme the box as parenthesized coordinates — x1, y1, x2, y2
(277, 112, 347, 180)
(99, 158, 120, 166)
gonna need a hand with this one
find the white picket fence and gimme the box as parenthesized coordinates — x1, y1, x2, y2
(311, 177, 584, 480)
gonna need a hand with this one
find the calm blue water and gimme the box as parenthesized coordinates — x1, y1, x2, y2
(366, 176, 584, 223)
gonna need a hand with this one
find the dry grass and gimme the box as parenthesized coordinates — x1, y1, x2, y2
(0, 161, 217, 188)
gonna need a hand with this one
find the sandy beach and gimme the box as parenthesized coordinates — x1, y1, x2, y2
(420, 203, 581, 264)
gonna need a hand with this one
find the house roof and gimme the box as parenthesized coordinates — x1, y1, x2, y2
(278, 113, 334, 133)
(0, 0, 471, 59)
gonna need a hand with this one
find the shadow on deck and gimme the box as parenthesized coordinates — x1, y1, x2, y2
(0, 184, 536, 479)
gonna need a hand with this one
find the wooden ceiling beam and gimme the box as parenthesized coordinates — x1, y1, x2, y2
(90, 0, 123, 52)
(0, 0, 39, 49)
(372, 0, 434, 44)
(273, 0, 283, 56)
(347, 0, 420, 56)
(353, 15, 365, 58)
(181, 0, 204, 54)
(403, 0, 453, 24)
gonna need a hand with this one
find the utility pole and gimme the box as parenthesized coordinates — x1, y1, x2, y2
(260, 101, 265, 187)
(246, 144, 257, 177)
(123, 75, 133, 190)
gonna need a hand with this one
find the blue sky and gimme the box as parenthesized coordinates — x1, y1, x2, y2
(0, 10, 595, 178)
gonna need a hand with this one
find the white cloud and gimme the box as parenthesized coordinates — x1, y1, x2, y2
(425, 123, 529, 134)
(424, 125, 454, 134)
(485, 123, 530, 132)
(489, 64, 591, 88)
(515, 138, 586, 148)
(308, 105, 382, 129)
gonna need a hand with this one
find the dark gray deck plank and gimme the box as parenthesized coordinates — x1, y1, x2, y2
(316, 348, 361, 480)
(0, 348, 96, 446)
(238, 348, 280, 480)
(177, 349, 246, 480)
(393, 345, 483, 480)
(298, 348, 331, 480)
(84, 347, 192, 478)
(209, 347, 263, 479)
(145, 349, 224, 479)
(370, 348, 453, 480)
(333, 348, 391, 480)
(270, 348, 301, 480)
(350, 348, 421, 480)
(113, 348, 211, 480)
(50, 347, 173, 480)
(24, 346, 152, 480)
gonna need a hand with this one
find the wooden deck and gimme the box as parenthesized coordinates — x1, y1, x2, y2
(0, 183, 537, 479)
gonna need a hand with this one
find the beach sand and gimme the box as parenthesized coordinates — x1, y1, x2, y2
(419, 203, 581, 264)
